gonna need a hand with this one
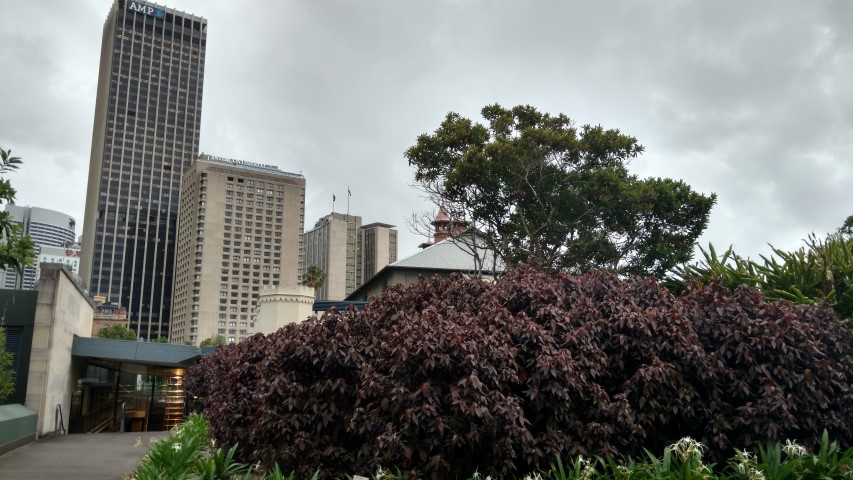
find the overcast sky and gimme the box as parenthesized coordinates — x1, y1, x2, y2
(1, 0, 850, 265)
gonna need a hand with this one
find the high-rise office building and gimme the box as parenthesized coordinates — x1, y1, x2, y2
(80, 0, 207, 339)
(170, 154, 306, 345)
(1, 205, 77, 290)
(303, 213, 361, 301)
(303, 214, 398, 301)
(357, 222, 397, 283)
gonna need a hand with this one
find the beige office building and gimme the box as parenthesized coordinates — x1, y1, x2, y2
(358, 222, 398, 284)
(303, 214, 397, 301)
(171, 154, 306, 345)
(303, 213, 361, 301)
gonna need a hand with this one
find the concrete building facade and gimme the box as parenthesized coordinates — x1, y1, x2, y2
(2, 205, 76, 290)
(170, 154, 306, 345)
(303, 213, 361, 301)
(80, 0, 207, 340)
(357, 222, 398, 284)
(303, 214, 399, 301)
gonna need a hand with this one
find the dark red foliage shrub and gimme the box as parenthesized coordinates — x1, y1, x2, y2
(186, 265, 853, 478)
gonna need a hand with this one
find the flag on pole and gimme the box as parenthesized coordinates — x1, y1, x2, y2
(348, 187, 351, 196)
(333, 194, 336, 202)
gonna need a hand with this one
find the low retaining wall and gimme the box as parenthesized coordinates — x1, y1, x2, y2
(0, 404, 38, 455)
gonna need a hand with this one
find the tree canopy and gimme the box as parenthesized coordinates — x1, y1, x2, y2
(0, 148, 35, 274)
(97, 324, 138, 340)
(405, 104, 716, 277)
(199, 335, 227, 348)
(838, 214, 853, 238)
(301, 265, 325, 290)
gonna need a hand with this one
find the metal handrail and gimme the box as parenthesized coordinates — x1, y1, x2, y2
(119, 400, 126, 433)
(54, 404, 66, 435)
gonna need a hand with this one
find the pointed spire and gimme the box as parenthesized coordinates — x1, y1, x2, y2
(430, 202, 470, 245)
(435, 202, 451, 222)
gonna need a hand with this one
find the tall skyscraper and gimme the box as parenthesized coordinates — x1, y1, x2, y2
(170, 154, 306, 345)
(1, 205, 77, 290)
(80, 0, 207, 340)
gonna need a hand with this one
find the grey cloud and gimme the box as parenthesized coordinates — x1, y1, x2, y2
(2, 0, 850, 263)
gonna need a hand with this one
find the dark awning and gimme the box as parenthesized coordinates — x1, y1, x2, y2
(72, 336, 202, 368)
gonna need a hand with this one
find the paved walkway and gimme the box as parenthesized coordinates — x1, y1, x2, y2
(0, 432, 165, 480)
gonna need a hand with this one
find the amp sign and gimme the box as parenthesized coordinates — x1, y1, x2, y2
(127, 1, 165, 20)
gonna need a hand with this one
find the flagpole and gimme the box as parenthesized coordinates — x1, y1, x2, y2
(332, 194, 335, 214)
(346, 186, 351, 219)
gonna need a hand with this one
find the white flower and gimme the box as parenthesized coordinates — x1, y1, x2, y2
(669, 437, 706, 461)
(782, 439, 808, 457)
(472, 470, 481, 479)
(733, 448, 765, 480)
(171, 443, 182, 453)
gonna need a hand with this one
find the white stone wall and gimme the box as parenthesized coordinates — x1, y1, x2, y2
(255, 284, 315, 335)
(24, 265, 94, 436)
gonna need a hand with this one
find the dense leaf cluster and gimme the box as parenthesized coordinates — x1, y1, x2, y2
(665, 236, 853, 319)
(187, 266, 853, 478)
(0, 327, 14, 403)
(97, 324, 139, 340)
(0, 148, 35, 275)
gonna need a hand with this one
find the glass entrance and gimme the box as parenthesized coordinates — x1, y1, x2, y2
(69, 361, 186, 433)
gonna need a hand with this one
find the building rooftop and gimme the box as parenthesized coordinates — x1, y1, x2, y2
(361, 222, 396, 229)
(72, 337, 202, 368)
(196, 153, 303, 179)
(391, 234, 503, 272)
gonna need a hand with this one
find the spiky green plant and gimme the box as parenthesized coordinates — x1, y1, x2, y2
(666, 235, 853, 320)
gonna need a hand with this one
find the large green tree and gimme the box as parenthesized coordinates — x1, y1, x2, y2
(0, 148, 35, 274)
(97, 324, 139, 340)
(406, 104, 716, 277)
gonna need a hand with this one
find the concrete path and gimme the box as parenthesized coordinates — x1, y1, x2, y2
(0, 432, 165, 480)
